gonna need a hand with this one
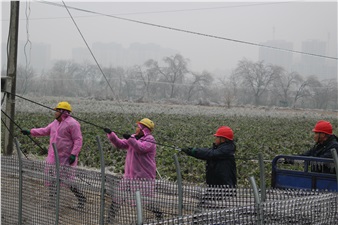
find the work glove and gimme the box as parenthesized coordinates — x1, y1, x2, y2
(104, 128, 112, 134)
(277, 158, 294, 165)
(69, 154, 76, 165)
(123, 133, 131, 140)
(283, 158, 294, 165)
(181, 148, 193, 156)
(21, 129, 31, 135)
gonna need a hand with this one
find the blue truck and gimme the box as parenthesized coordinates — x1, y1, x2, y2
(271, 155, 337, 191)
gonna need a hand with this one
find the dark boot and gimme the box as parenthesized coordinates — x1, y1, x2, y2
(147, 205, 163, 221)
(107, 201, 120, 224)
(70, 186, 86, 209)
(153, 209, 163, 221)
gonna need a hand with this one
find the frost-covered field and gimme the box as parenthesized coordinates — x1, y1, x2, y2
(14, 96, 338, 119)
(5, 95, 338, 186)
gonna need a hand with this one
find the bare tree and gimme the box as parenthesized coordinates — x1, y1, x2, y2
(233, 59, 282, 105)
(292, 75, 314, 108)
(100, 66, 125, 100)
(157, 54, 189, 99)
(185, 71, 213, 102)
(272, 70, 302, 107)
(48, 60, 81, 96)
(131, 59, 160, 101)
(74, 61, 100, 97)
(219, 73, 238, 108)
(16, 64, 35, 95)
(309, 77, 337, 109)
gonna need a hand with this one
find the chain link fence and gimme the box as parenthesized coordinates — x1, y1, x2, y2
(2, 154, 338, 225)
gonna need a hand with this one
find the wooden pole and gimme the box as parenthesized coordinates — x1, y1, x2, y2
(4, 1, 20, 156)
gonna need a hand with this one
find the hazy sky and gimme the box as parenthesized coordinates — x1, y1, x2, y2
(1, 0, 337, 74)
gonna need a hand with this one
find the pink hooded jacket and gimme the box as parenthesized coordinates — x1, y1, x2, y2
(30, 112, 83, 167)
(106, 125, 156, 179)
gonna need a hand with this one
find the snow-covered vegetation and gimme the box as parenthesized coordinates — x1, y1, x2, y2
(15, 96, 338, 119)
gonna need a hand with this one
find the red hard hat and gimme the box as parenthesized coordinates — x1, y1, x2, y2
(312, 120, 332, 135)
(214, 126, 234, 140)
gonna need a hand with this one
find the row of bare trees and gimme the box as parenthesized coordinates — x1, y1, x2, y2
(8, 54, 338, 110)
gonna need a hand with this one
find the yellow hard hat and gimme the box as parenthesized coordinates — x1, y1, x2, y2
(55, 101, 72, 112)
(137, 118, 154, 131)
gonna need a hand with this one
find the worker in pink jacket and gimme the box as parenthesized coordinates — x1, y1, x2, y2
(104, 118, 162, 222)
(104, 118, 156, 179)
(21, 101, 86, 209)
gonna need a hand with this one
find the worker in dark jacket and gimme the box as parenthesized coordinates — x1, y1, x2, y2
(181, 126, 237, 187)
(300, 120, 338, 173)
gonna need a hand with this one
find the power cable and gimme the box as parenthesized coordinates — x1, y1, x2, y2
(2, 106, 98, 186)
(7, 1, 290, 19)
(1, 117, 29, 159)
(61, 0, 134, 131)
(38, 1, 337, 60)
(4, 91, 274, 162)
(3, 91, 182, 150)
(1, 110, 41, 158)
(60, 1, 182, 183)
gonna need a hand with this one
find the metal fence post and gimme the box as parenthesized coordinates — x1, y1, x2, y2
(14, 138, 23, 225)
(173, 154, 183, 217)
(52, 143, 60, 225)
(258, 153, 266, 202)
(249, 176, 263, 225)
(331, 149, 338, 191)
(135, 191, 143, 225)
(96, 136, 106, 225)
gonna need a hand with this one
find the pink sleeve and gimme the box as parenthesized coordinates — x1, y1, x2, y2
(70, 122, 83, 156)
(128, 135, 156, 154)
(30, 122, 53, 137)
(107, 132, 129, 149)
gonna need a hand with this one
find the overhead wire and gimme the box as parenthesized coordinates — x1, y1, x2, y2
(61, 0, 134, 132)
(4, 1, 277, 163)
(38, 0, 337, 60)
(3, 91, 184, 150)
(1, 110, 40, 159)
(60, 0, 188, 181)
(1, 1, 290, 20)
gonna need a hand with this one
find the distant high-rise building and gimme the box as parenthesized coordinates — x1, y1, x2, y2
(72, 47, 92, 64)
(72, 42, 177, 68)
(299, 39, 328, 77)
(259, 40, 293, 71)
(2, 41, 51, 73)
(19, 42, 51, 72)
(92, 42, 126, 67)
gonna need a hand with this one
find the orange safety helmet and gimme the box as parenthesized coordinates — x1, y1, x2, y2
(312, 120, 332, 135)
(214, 126, 234, 140)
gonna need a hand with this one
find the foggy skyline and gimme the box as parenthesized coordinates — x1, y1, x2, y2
(1, 1, 337, 77)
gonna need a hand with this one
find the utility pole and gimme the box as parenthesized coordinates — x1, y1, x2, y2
(4, 1, 20, 156)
